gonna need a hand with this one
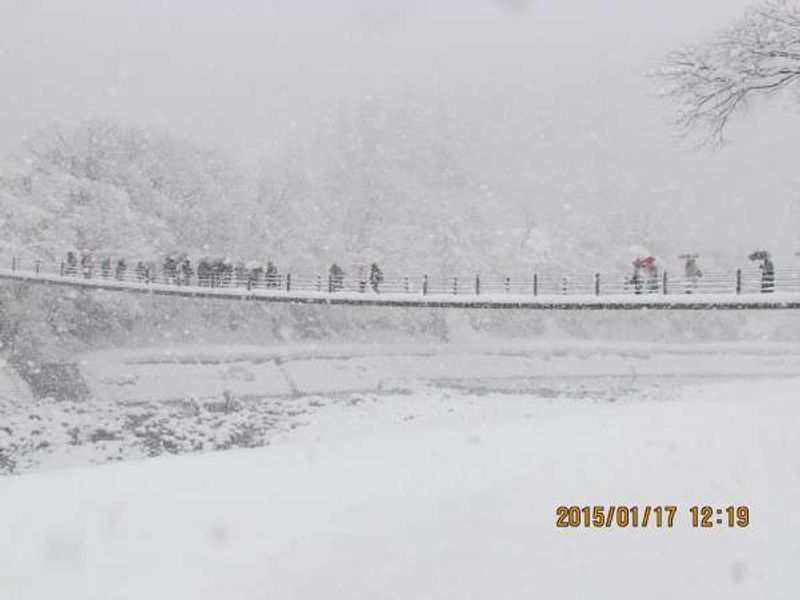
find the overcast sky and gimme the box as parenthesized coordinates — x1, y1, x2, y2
(0, 0, 768, 154)
(2, 0, 799, 259)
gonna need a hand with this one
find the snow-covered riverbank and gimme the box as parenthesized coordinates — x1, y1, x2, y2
(1, 375, 798, 599)
(3, 341, 800, 474)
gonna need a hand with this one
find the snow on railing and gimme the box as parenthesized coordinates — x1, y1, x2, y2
(2, 256, 799, 309)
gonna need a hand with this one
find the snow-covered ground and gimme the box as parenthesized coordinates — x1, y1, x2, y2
(81, 339, 800, 401)
(4, 340, 800, 473)
(0, 375, 798, 599)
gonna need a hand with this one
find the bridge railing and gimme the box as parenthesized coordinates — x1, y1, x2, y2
(2, 256, 796, 297)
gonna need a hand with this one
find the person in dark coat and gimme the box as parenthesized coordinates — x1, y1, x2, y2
(115, 258, 127, 281)
(100, 257, 112, 279)
(162, 256, 178, 284)
(179, 257, 193, 286)
(369, 262, 384, 293)
(135, 261, 148, 282)
(329, 263, 344, 292)
(749, 250, 775, 293)
(248, 263, 264, 289)
(66, 251, 78, 276)
(197, 258, 210, 286)
(761, 256, 775, 293)
(265, 261, 279, 289)
(681, 253, 702, 293)
(629, 258, 643, 295)
(81, 253, 93, 278)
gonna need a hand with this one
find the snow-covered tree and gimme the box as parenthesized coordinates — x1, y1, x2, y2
(254, 97, 495, 276)
(655, 0, 800, 146)
(0, 120, 249, 260)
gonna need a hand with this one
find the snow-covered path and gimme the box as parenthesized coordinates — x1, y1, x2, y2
(1, 377, 797, 600)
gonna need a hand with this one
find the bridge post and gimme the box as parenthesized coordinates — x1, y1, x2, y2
(595, 273, 600, 296)
(562, 277, 567, 295)
(453, 277, 458, 295)
(505, 277, 510, 293)
(328, 274, 333, 293)
(286, 273, 291, 292)
(736, 269, 742, 294)
(475, 274, 480, 295)
(404, 277, 409, 293)
(423, 275, 428, 295)
(35, 259, 41, 274)
(533, 273, 538, 296)
(11, 257, 16, 272)
(662, 271, 668, 295)
(60, 262, 64, 277)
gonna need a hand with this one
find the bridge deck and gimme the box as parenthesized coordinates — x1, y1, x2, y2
(3, 267, 800, 310)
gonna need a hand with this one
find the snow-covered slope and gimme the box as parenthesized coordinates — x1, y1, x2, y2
(1, 377, 797, 600)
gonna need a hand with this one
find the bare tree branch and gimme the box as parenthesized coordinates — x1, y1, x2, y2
(653, 0, 800, 147)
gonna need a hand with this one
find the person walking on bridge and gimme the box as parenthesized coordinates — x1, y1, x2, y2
(681, 253, 702, 293)
(329, 263, 344, 292)
(80, 253, 93, 278)
(749, 250, 774, 293)
(369, 262, 384, 293)
(115, 258, 127, 281)
(265, 261, 279, 289)
(761, 255, 775, 293)
(630, 256, 658, 294)
(179, 257, 193, 286)
(65, 251, 78, 276)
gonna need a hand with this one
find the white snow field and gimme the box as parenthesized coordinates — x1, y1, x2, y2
(1, 370, 799, 599)
(5, 340, 800, 474)
(80, 340, 800, 401)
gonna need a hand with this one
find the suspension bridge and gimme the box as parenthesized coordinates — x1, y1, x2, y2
(3, 256, 800, 310)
